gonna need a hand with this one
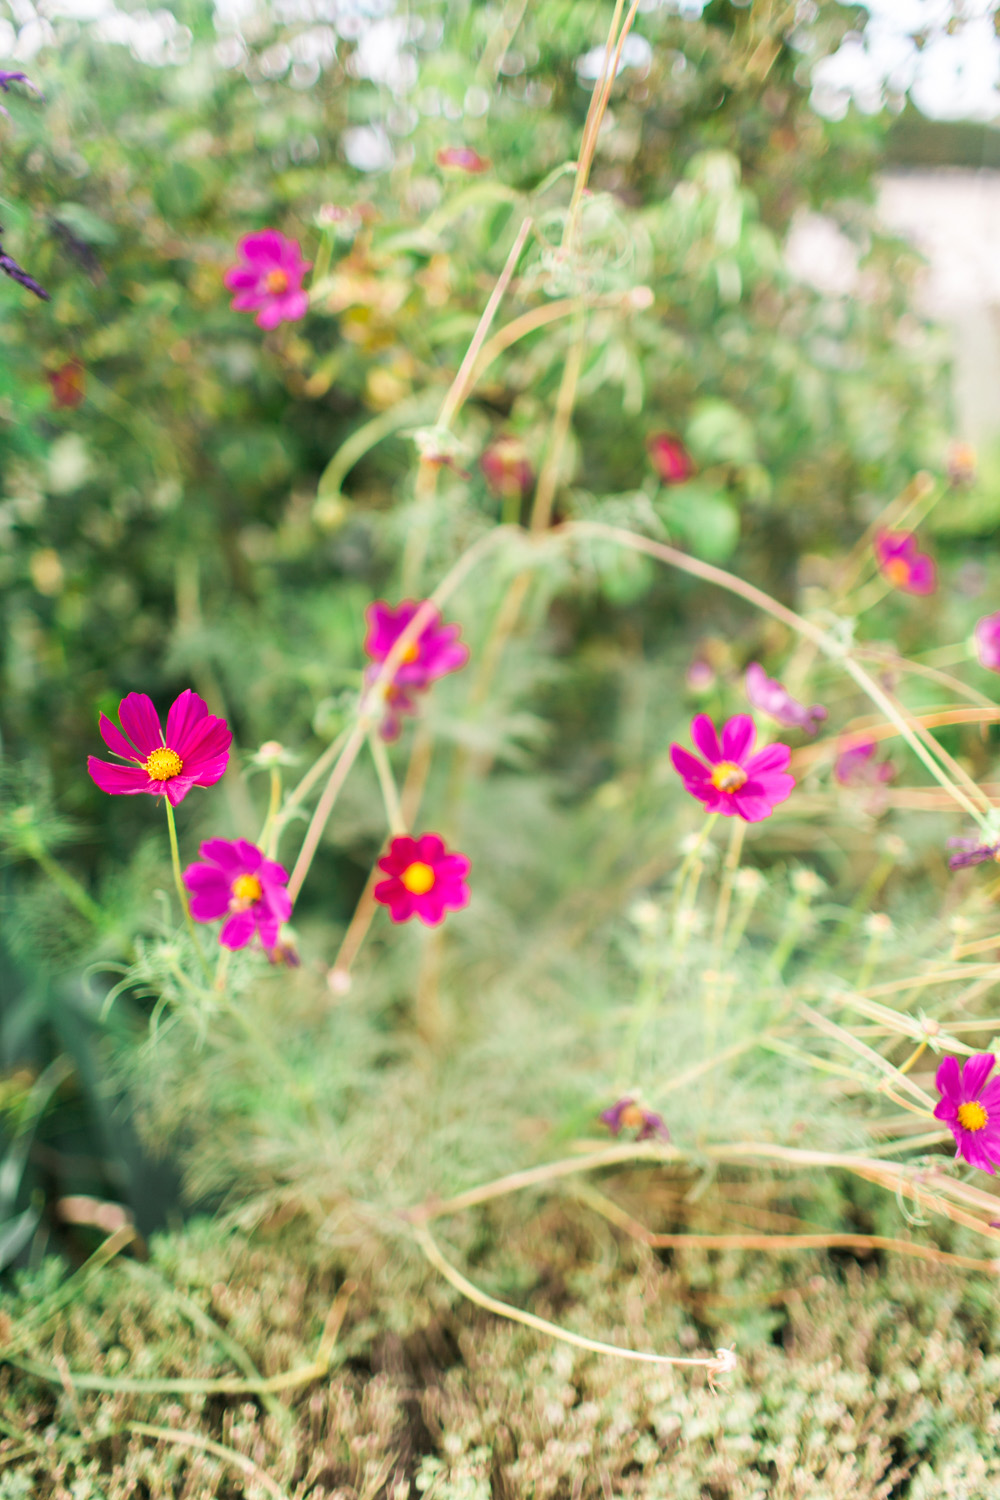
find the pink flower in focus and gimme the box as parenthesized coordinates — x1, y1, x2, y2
(975, 612, 1000, 673)
(87, 690, 232, 806)
(874, 529, 936, 596)
(745, 663, 827, 735)
(599, 1097, 669, 1142)
(647, 433, 695, 485)
(480, 437, 534, 501)
(183, 838, 292, 950)
(224, 230, 312, 330)
(374, 833, 470, 925)
(669, 714, 794, 823)
(933, 1053, 1000, 1174)
(435, 146, 490, 173)
(834, 737, 894, 789)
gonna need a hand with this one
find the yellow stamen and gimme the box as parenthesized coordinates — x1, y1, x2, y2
(401, 643, 420, 663)
(144, 746, 183, 781)
(230, 873, 263, 908)
(619, 1103, 645, 1130)
(884, 558, 911, 588)
(710, 760, 747, 793)
(264, 269, 289, 294)
(400, 861, 435, 895)
(958, 1100, 988, 1132)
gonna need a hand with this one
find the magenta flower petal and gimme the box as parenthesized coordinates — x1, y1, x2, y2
(745, 663, 827, 734)
(962, 1052, 995, 1098)
(744, 743, 792, 777)
(934, 1055, 962, 1100)
(670, 745, 711, 784)
(183, 837, 292, 951)
(220, 911, 256, 949)
(87, 758, 153, 795)
(875, 529, 937, 596)
(117, 693, 164, 757)
(98, 712, 141, 761)
(906, 555, 937, 595)
(933, 1052, 1000, 1173)
(225, 229, 310, 329)
(165, 690, 210, 755)
(975, 613, 1000, 674)
(690, 714, 722, 763)
(721, 714, 755, 762)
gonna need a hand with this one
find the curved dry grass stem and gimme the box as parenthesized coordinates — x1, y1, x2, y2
(414, 1221, 726, 1371)
(128, 1423, 290, 1500)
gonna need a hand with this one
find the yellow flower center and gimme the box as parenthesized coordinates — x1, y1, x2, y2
(710, 761, 747, 793)
(230, 873, 263, 908)
(144, 746, 183, 781)
(401, 642, 420, 663)
(958, 1100, 988, 1132)
(264, 269, 289, 294)
(884, 558, 911, 587)
(400, 861, 435, 895)
(619, 1103, 645, 1130)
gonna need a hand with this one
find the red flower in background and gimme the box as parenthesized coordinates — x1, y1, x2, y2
(647, 433, 695, 485)
(47, 360, 85, 409)
(374, 833, 470, 925)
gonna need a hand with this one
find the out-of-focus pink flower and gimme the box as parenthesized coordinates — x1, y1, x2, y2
(947, 441, 977, 488)
(874, 529, 936, 596)
(87, 690, 232, 806)
(974, 612, 1000, 673)
(435, 146, 490, 173)
(224, 230, 312, 330)
(480, 437, 533, 501)
(364, 600, 468, 688)
(834, 737, 894, 789)
(670, 714, 794, 823)
(364, 676, 422, 742)
(599, 1097, 669, 1142)
(647, 433, 695, 485)
(46, 360, 85, 409)
(934, 1053, 1000, 1174)
(183, 838, 292, 951)
(745, 663, 826, 735)
(947, 835, 1000, 871)
(374, 833, 470, 925)
(686, 658, 716, 695)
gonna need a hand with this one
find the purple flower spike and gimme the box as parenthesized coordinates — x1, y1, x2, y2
(934, 1053, 1000, 1174)
(599, 1097, 669, 1142)
(947, 836, 1000, 871)
(745, 663, 827, 735)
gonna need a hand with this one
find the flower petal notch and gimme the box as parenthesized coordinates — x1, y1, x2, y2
(224, 229, 312, 330)
(87, 689, 232, 806)
(934, 1052, 1000, 1174)
(669, 714, 794, 823)
(745, 663, 826, 735)
(183, 838, 292, 950)
(599, 1097, 669, 1142)
(373, 833, 470, 925)
(874, 529, 937, 596)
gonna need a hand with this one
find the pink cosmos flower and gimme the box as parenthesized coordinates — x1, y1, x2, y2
(87, 690, 232, 806)
(834, 737, 894, 789)
(435, 146, 490, 173)
(364, 600, 469, 689)
(669, 714, 794, 823)
(745, 663, 827, 735)
(874, 529, 937, 596)
(933, 1053, 1000, 1174)
(224, 230, 312, 330)
(480, 437, 533, 501)
(182, 838, 292, 951)
(599, 1097, 669, 1142)
(373, 833, 470, 925)
(647, 433, 695, 485)
(974, 612, 1000, 673)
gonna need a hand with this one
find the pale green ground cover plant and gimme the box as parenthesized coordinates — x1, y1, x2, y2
(5, 1, 1000, 1494)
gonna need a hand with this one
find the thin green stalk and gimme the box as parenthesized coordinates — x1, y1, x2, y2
(368, 731, 406, 837)
(164, 800, 211, 981)
(258, 766, 282, 856)
(25, 843, 104, 927)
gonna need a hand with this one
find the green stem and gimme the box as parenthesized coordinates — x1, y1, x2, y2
(26, 845, 104, 928)
(368, 732, 407, 837)
(258, 767, 282, 856)
(164, 800, 211, 980)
